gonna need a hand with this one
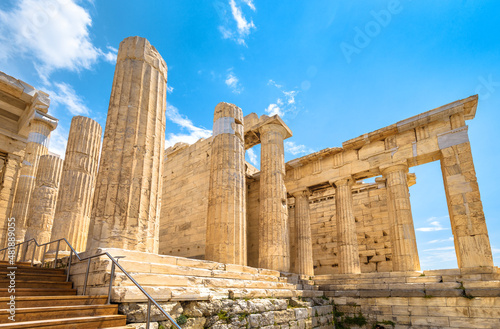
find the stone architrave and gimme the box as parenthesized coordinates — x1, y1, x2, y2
(290, 188, 314, 276)
(381, 163, 420, 272)
(50, 116, 102, 253)
(259, 123, 290, 272)
(11, 111, 58, 243)
(24, 155, 63, 260)
(331, 176, 361, 274)
(440, 127, 493, 268)
(87, 36, 167, 253)
(205, 102, 246, 265)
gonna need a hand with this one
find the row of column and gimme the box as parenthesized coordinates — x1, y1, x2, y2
(14, 36, 169, 257)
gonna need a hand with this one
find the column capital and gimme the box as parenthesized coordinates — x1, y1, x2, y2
(329, 175, 354, 188)
(289, 187, 311, 198)
(380, 161, 408, 176)
(29, 110, 58, 132)
(259, 122, 289, 139)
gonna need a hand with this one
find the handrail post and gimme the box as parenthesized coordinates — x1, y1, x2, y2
(83, 257, 91, 295)
(31, 242, 36, 266)
(146, 299, 151, 329)
(53, 240, 60, 269)
(41, 245, 47, 267)
(66, 249, 73, 282)
(14, 244, 20, 263)
(107, 262, 116, 304)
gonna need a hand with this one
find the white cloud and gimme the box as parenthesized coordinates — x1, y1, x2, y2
(285, 141, 313, 156)
(165, 104, 212, 148)
(0, 0, 115, 81)
(242, 0, 256, 11)
(225, 69, 243, 94)
(428, 237, 454, 244)
(265, 80, 299, 118)
(167, 85, 174, 94)
(48, 125, 68, 159)
(265, 104, 283, 116)
(416, 217, 449, 232)
(247, 148, 258, 166)
(218, 0, 256, 45)
(423, 246, 455, 252)
(48, 82, 90, 116)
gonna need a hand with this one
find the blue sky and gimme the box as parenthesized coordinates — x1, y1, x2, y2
(0, 0, 499, 270)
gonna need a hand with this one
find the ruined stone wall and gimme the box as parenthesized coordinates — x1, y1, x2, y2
(308, 184, 393, 275)
(159, 138, 213, 258)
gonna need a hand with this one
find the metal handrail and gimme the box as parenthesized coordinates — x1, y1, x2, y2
(0, 238, 181, 329)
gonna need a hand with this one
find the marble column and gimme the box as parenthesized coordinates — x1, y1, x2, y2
(11, 110, 58, 243)
(290, 188, 314, 276)
(381, 163, 420, 271)
(50, 116, 102, 253)
(332, 176, 360, 274)
(24, 155, 63, 259)
(258, 124, 290, 272)
(205, 102, 246, 265)
(87, 36, 167, 253)
(441, 136, 493, 268)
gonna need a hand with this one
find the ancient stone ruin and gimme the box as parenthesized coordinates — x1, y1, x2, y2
(0, 36, 499, 328)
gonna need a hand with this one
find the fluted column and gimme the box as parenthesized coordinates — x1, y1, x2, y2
(50, 116, 102, 253)
(332, 176, 360, 274)
(381, 163, 420, 271)
(258, 124, 290, 272)
(205, 102, 246, 265)
(11, 110, 58, 243)
(87, 36, 167, 253)
(441, 141, 493, 268)
(290, 189, 314, 276)
(24, 155, 63, 259)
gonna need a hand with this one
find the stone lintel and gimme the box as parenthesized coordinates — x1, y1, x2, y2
(342, 95, 478, 151)
(286, 147, 342, 170)
(244, 113, 292, 150)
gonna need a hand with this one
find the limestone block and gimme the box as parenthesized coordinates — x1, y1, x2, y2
(87, 36, 167, 253)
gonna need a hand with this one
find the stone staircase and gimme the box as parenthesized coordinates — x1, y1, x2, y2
(70, 248, 324, 303)
(313, 266, 500, 298)
(0, 261, 128, 328)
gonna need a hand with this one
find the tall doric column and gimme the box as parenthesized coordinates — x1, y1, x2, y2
(440, 120, 493, 268)
(24, 155, 63, 259)
(381, 163, 420, 271)
(290, 188, 314, 276)
(331, 176, 360, 274)
(87, 36, 167, 253)
(11, 110, 58, 243)
(205, 102, 246, 265)
(259, 124, 290, 272)
(50, 116, 102, 253)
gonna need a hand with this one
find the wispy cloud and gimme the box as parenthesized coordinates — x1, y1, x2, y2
(0, 0, 116, 82)
(218, 0, 256, 45)
(246, 148, 258, 166)
(285, 141, 313, 156)
(48, 82, 90, 116)
(48, 125, 68, 159)
(165, 104, 212, 148)
(225, 68, 243, 94)
(265, 80, 299, 118)
(167, 85, 174, 94)
(416, 216, 450, 232)
(428, 237, 454, 244)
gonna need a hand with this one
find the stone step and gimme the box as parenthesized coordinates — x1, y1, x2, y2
(0, 288, 77, 297)
(0, 272, 67, 282)
(0, 304, 118, 322)
(0, 314, 127, 328)
(0, 295, 108, 308)
(0, 280, 73, 290)
(0, 266, 65, 276)
(93, 248, 281, 277)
